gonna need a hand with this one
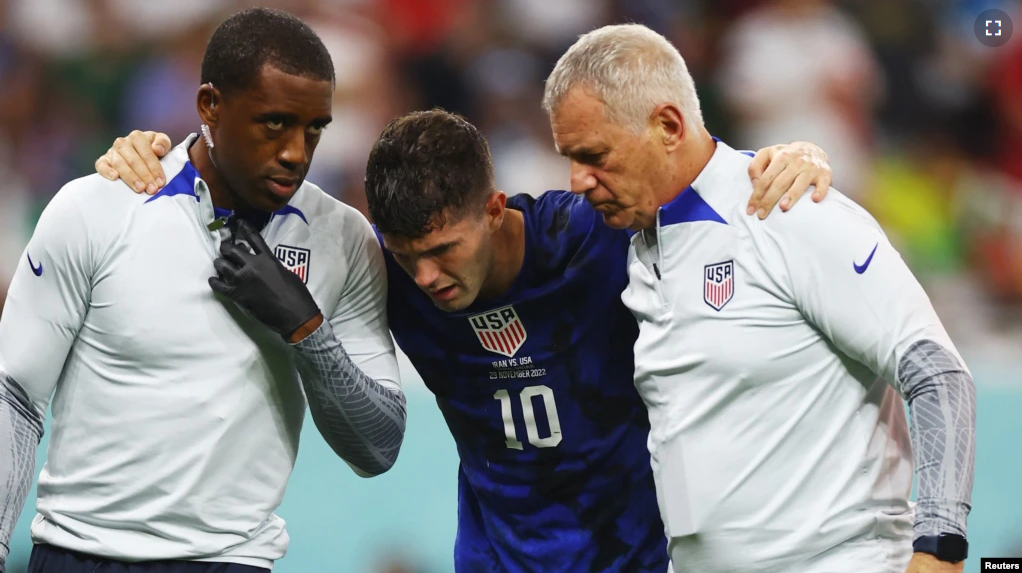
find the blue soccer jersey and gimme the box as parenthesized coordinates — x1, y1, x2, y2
(384, 191, 667, 572)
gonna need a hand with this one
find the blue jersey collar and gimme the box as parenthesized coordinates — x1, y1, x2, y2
(657, 137, 733, 228)
(659, 186, 727, 227)
(144, 161, 200, 204)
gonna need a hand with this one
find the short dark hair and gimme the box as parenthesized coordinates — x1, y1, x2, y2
(200, 8, 334, 96)
(366, 110, 495, 239)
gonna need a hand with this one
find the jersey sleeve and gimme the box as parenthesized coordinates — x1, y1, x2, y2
(763, 192, 964, 386)
(325, 214, 400, 392)
(0, 185, 95, 414)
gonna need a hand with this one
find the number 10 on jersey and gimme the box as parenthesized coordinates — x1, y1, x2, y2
(493, 385, 562, 449)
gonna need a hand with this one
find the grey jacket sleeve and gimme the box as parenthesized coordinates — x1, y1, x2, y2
(899, 340, 976, 539)
(0, 373, 44, 572)
(292, 321, 406, 477)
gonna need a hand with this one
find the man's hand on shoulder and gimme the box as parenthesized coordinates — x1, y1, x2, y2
(747, 141, 832, 219)
(903, 552, 964, 573)
(95, 130, 172, 195)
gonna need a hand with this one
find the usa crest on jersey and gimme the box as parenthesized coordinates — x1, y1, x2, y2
(704, 260, 734, 311)
(274, 245, 310, 284)
(468, 305, 527, 357)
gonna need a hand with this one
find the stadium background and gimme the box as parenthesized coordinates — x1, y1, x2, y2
(0, 0, 1020, 571)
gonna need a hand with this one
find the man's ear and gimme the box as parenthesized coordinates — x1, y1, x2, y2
(484, 191, 508, 232)
(197, 83, 220, 128)
(651, 103, 685, 152)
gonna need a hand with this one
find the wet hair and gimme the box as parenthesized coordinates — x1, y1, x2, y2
(365, 109, 495, 238)
(200, 7, 334, 96)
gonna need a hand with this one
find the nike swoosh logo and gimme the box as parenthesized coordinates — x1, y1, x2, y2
(853, 243, 878, 274)
(27, 253, 43, 277)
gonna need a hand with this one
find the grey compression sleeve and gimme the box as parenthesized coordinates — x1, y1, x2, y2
(0, 373, 43, 573)
(898, 339, 976, 539)
(292, 321, 406, 476)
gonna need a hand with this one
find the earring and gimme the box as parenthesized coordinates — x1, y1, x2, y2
(201, 81, 217, 149)
(200, 124, 215, 149)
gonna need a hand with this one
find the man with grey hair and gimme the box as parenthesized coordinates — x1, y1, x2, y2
(544, 23, 975, 573)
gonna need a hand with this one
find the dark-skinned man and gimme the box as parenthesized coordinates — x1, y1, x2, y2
(0, 9, 405, 573)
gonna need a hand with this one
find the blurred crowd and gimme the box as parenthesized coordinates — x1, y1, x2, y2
(0, 1, 1020, 571)
(1, 0, 1021, 356)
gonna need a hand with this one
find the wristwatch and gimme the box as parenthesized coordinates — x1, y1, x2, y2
(913, 533, 969, 562)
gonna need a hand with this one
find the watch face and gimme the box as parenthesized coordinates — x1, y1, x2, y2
(938, 534, 969, 562)
(915, 534, 969, 562)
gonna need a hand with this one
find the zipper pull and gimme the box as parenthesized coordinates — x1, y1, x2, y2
(653, 263, 662, 280)
(206, 216, 229, 232)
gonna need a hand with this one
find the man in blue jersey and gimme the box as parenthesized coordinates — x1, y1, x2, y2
(0, 9, 405, 573)
(97, 114, 831, 572)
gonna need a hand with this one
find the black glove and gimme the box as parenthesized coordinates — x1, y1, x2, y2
(209, 220, 322, 340)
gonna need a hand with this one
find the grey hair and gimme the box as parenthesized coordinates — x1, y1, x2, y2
(542, 24, 704, 133)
